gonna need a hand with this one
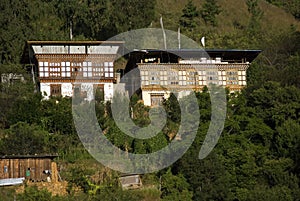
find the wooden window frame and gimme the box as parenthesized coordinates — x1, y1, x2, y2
(50, 84, 61, 96)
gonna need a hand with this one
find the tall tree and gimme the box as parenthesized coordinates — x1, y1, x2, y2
(107, 0, 156, 37)
(0, 122, 49, 155)
(200, 0, 221, 26)
(246, 0, 263, 33)
(180, 0, 199, 31)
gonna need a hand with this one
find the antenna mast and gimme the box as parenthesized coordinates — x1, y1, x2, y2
(160, 16, 167, 50)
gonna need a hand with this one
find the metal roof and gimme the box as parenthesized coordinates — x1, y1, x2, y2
(0, 177, 25, 186)
(0, 154, 58, 159)
(27, 41, 124, 45)
(22, 41, 125, 64)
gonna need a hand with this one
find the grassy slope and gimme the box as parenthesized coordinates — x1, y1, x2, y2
(151, 0, 300, 47)
(217, 0, 300, 32)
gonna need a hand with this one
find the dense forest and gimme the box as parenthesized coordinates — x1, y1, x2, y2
(0, 0, 300, 200)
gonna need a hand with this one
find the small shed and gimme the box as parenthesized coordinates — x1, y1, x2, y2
(0, 154, 58, 184)
(119, 174, 142, 190)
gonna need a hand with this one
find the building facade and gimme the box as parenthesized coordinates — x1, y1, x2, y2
(125, 49, 261, 106)
(26, 41, 123, 101)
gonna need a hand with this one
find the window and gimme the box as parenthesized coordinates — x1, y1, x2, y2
(178, 70, 186, 84)
(207, 71, 218, 80)
(178, 70, 186, 85)
(50, 84, 61, 96)
(238, 71, 246, 85)
(186, 71, 196, 85)
(151, 94, 164, 106)
(140, 70, 149, 85)
(83, 61, 92, 77)
(198, 70, 206, 82)
(226, 71, 239, 85)
(71, 62, 82, 78)
(104, 62, 114, 78)
(160, 70, 167, 85)
(4, 166, 8, 173)
(93, 62, 104, 77)
(168, 71, 178, 85)
(61, 62, 71, 77)
(206, 71, 218, 85)
(218, 71, 226, 85)
(149, 71, 160, 85)
(49, 62, 61, 78)
(39, 61, 49, 77)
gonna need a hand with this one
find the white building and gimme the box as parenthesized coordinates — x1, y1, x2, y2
(26, 41, 123, 101)
(125, 49, 261, 106)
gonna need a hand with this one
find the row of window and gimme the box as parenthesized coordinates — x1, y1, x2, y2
(141, 70, 246, 76)
(141, 76, 246, 82)
(40, 61, 113, 67)
(142, 80, 247, 86)
(50, 84, 104, 97)
(39, 61, 114, 78)
(141, 70, 246, 86)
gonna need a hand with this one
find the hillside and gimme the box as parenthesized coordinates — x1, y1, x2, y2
(153, 0, 300, 48)
(0, 0, 300, 200)
(155, 0, 300, 31)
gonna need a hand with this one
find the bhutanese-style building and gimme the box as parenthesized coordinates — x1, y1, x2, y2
(24, 41, 123, 101)
(124, 49, 261, 106)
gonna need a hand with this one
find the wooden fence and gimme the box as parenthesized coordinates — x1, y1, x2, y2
(0, 155, 58, 182)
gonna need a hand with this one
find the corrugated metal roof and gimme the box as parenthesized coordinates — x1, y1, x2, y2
(27, 41, 124, 45)
(28, 41, 123, 55)
(0, 177, 25, 186)
(0, 154, 58, 159)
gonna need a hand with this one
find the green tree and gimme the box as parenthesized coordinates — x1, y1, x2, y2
(163, 93, 181, 123)
(0, 73, 35, 128)
(200, 0, 221, 26)
(246, 0, 263, 33)
(106, 0, 156, 39)
(180, 0, 199, 31)
(39, 97, 76, 135)
(0, 122, 49, 155)
(17, 186, 53, 201)
(161, 168, 193, 201)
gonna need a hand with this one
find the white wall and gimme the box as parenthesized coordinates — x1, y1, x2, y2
(104, 83, 113, 101)
(142, 91, 151, 106)
(40, 82, 115, 102)
(61, 83, 73, 97)
(142, 90, 171, 106)
(81, 83, 94, 101)
(177, 91, 191, 99)
(40, 83, 51, 99)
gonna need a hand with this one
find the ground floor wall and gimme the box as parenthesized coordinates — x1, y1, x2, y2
(40, 82, 114, 101)
(142, 90, 194, 106)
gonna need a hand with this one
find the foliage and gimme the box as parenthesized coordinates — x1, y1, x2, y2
(246, 0, 263, 33)
(17, 186, 54, 201)
(0, 186, 17, 201)
(1, 0, 300, 200)
(200, 0, 221, 26)
(161, 168, 193, 200)
(266, 0, 300, 19)
(0, 122, 49, 155)
(180, 0, 199, 31)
